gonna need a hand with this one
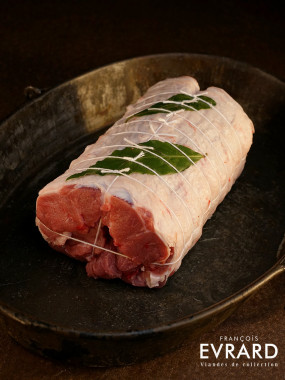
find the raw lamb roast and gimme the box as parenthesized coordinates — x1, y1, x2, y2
(36, 76, 254, 288)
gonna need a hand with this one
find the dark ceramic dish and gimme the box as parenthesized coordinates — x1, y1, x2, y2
(0, 54, 284, 366)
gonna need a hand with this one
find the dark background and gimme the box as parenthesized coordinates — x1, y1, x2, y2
(1, 0, 284, 121)
(0, 1, 284, 379)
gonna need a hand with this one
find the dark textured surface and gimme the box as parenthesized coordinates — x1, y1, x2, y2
(0, 0, 285, 378)
(0, 274, 284, 379)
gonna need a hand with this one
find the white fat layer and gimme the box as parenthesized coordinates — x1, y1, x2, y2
(37, 76, 254, 287)
(108, 187, 133, 204)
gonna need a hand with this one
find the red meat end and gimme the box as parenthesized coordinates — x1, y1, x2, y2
(36, 185, 170, 286)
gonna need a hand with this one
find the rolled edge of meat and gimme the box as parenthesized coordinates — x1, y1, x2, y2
(36, 186, 170, 287)
(36, 76, 254, 288)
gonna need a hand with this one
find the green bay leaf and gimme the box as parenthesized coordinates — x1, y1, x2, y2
(66, 140, 204, 180)
(125, 94, 216, 122)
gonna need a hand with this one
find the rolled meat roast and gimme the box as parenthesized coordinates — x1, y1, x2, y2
(36, 76, 254, 287)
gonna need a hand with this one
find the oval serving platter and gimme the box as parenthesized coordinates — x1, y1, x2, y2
(0, 54, 284, 366)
